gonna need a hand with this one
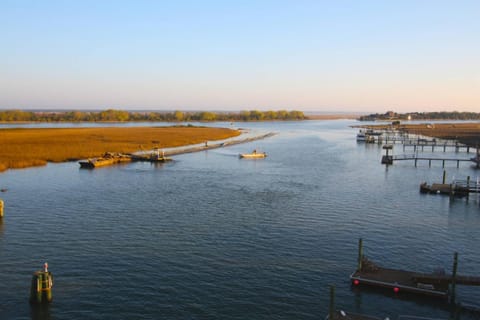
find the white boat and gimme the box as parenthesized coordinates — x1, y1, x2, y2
(239, 150, 267, 159)
(356, 130, 367, 142)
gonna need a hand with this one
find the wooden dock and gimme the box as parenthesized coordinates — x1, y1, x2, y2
(402, 141, 473, 153)
(387, 154, 474, 168)
(420, 181, 480, 196)
(351, 260, 450, 298)
(350, 239, 480, 303)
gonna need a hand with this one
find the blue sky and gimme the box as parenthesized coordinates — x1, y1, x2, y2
(1, 0, 479, 112)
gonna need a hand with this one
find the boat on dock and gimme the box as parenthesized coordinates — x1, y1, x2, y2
(79, 152, 132, 168)
(239, 150, 267, 159)
(356, 130, 367, 142)
(357, 129, 381, 143)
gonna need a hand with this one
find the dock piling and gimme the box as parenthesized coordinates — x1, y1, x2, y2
(357, 238, 363, 272)
(443, 170, 446, 184)
(0, 199, 3, 218)
(329, 285, 335, 320)
(450, 252, 458, 304)
(30, 263, 53, 304)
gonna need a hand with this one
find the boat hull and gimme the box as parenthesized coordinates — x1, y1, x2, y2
(239, 153, 267, 159)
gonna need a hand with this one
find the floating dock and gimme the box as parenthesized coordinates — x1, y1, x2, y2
(350, 239, 480, 303)
(420, 171, 480, 197)
(419, 183, 469, 197)
(79, 151, 171, 168)
(78, 152, 132, 168)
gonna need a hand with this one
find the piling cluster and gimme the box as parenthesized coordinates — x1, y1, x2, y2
(29, 263, 53, 304)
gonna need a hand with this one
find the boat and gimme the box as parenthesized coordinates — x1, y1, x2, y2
(356, 130, 367, 142)
(357, 129, 381, 143)
(239, 150, 267, 159)
(79, 152, 132, 168)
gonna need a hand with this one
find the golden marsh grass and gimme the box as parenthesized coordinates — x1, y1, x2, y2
(0, 126, 240, 172)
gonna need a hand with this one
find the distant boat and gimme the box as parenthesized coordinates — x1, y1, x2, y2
(239, 150, 267, 159)
(356, 130, 367, 142)
(357, 129, 379, 143)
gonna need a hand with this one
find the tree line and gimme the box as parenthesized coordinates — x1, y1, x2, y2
(359, 111, 480, 121)
(0, 109, 306, 122)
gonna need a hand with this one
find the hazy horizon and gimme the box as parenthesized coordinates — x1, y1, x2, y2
(2, 1, 479, 113)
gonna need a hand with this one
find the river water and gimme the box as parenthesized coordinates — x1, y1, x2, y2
(1, 120, 479, 320)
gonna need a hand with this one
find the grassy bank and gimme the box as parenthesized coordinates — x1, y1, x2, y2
(0, 126, 240, 172)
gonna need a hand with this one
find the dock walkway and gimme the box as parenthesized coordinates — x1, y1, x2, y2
(391, 154, 473, 168)
(351, 239, 480, 303)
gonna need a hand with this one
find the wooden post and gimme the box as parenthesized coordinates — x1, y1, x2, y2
(329, 285, 335, 320)
(442, 160, 445, 168)
(0, 199, 3, 218)
(450, 252, 458, 304)
(466, 176, 471, 201)
(443, 170, 446, 184)
(30, 263, 53, 304)
(357, 238, 363, 272)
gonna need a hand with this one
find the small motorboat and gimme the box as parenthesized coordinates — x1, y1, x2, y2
(239, 149, 267, 159)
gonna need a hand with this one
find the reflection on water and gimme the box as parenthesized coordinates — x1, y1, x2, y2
(30, 304, 51, 320)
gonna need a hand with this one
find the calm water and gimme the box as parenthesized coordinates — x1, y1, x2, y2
(1, 120, 480, 320)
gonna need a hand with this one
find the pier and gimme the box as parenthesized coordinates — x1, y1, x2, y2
(350, 239, 480, 303)
(380, 145, 475, 168)
(391, 154, 473, 168)
(402, 141, 473, 153)
(420, 171, 480, 199)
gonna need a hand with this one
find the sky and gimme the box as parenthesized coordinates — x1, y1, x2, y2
(1, 0, 479, 113)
